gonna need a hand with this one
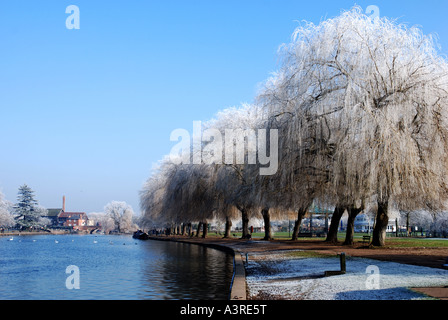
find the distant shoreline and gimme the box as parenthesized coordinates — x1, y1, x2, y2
(0, 230, 134, 237)
(0, 230, 87, 236)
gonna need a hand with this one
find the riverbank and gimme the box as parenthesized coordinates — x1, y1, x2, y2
(146, 235, 448, 300)
(0, 230, 70, 236)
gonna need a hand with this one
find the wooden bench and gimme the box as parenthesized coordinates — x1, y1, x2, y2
(298, 232, 313, 238)
(362, 235, 371, 244)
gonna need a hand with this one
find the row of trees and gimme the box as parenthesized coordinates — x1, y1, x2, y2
(0, 185, 138, 233)
(396, 210, 448, 237)
(139, 8, 448, 246)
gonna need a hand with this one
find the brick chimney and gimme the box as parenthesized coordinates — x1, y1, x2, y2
(63, 195, 66, 212)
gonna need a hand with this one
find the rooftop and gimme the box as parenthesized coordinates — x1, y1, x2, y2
(59, 212, 88, 219)
(45, 209, 64, 217)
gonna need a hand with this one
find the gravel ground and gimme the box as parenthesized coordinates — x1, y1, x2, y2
(245, 251, 448, 300)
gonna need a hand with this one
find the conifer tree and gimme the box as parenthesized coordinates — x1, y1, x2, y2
(14, 184, 42, 228)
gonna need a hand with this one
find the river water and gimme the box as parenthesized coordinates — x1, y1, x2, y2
(0, 234, 234, 300)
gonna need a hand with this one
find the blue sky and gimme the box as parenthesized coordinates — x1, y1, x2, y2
(0, 0, 447, 214)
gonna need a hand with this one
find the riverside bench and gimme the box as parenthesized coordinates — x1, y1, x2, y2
(298, 232, 313, 237)
(362, 235, 371, 244)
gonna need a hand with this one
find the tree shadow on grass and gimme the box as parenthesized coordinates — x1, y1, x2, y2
(334, 287, 429, 300)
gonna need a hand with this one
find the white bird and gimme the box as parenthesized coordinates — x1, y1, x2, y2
(8, 237, 13, 241)
(93, 240, 98, 244)
(55, 240, 59, 244)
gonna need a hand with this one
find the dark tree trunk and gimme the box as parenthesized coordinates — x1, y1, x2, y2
(325, 206, 345, 243)
(202, 222, 208, 238)
(343, 207, 363, 245)
(196, 222, 202, 237)
(261, 207, 272, 240)
(395, 219, 399, 237)
(372, 201, 389, 246)
(224, 216, 232, 238)
(181, 223, 186, 236)
(292, 207, 308, 241)
(406, 213, 410, 236)
(241, 208, 250, 239)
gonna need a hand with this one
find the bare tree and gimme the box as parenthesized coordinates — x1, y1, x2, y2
(0, 191, 14, 228)
(104, 201, 135, 233)
(430, 212, 448, 237)
(88, 212, 115, 233)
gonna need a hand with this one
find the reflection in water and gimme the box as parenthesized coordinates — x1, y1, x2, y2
(0, 235, 234, 300)
(139, 241, 234, 300)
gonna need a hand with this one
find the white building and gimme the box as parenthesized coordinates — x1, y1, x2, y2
(354, 213, 397, 233)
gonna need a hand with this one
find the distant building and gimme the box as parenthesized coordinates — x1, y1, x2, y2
(58, 212, 89, 229)
(308, 204, 334, 216)
(44, 196, 95, 231)
(43, 208, 64, 226)
(354, 213, 397, 233)
(354, 214, 374, 233)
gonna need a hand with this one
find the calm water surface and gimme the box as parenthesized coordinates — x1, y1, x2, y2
(0, 234, 234, 300)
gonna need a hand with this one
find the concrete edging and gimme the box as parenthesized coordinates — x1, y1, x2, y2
(230, 251, 247, 300)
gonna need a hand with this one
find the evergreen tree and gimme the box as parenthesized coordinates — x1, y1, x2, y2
(14, 184, 42, 228)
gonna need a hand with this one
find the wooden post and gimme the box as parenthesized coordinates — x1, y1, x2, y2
(324, 252, 347, 276)
(340, 252, 346, 273)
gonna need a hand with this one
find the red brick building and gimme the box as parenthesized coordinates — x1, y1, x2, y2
(58, 212, 88, 229)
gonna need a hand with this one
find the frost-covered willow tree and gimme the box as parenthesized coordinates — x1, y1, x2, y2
(140, 158, 173, 230)
(0, 191, 14, 227)
(167, 163, 218, 237)
(259, 7, 448, 245)
(325, 9, 448, 246)
(202, 103, 272, 238)
(140, 156, 217, 236)
(140, 7, 448, 246)
(140, 103, 275, 238)
(88, 212, 116, 233)
(256, 25, 341, 241)
(104, 200, 136, 233)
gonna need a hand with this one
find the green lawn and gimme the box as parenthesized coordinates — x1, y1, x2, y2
(221, 231, 448, 247)
(380, 238, 448, 248)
